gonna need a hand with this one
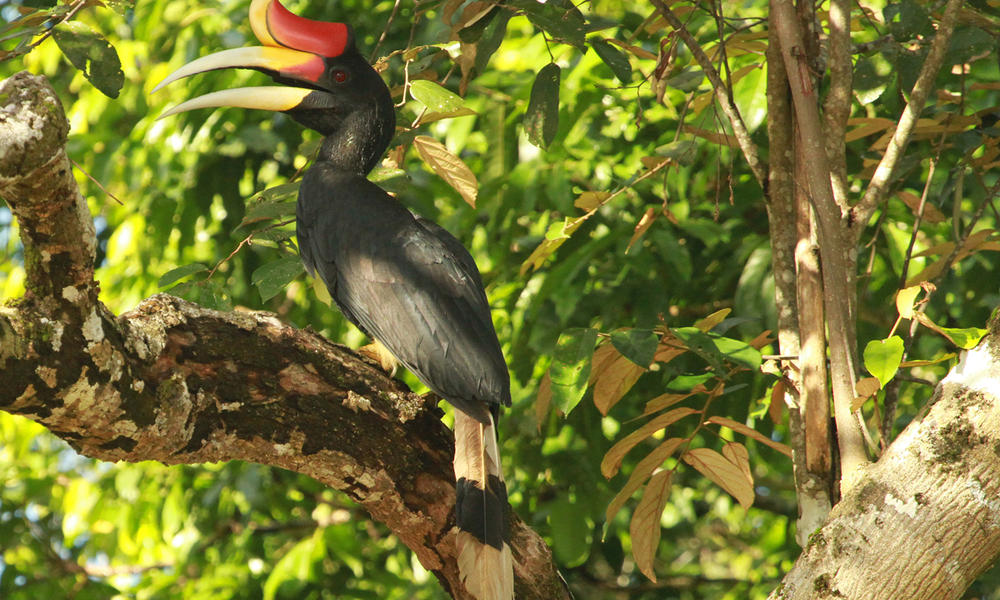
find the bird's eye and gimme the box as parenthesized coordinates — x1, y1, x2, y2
(332, 69, 349, 83)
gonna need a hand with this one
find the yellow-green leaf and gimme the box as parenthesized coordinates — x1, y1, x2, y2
(574, 191, 611, 211)
(895, 285, 921, 319)
(519, 213, 593, 274)
(863, 336, 905, 388)
(694, 308, 731, 332)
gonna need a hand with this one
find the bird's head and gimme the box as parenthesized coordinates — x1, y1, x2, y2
(154, 0, 394, 149)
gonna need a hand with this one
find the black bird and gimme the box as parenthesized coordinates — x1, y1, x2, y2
(153, 1, 513, 598)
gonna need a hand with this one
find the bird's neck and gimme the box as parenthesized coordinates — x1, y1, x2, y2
(317, 95, 395, 175)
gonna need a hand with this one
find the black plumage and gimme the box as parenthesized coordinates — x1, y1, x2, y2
(297, 162, 511, 424)
(155, 2, 514, 595)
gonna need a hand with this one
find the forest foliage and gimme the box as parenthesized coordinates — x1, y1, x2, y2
(2, 0, 1000, 598)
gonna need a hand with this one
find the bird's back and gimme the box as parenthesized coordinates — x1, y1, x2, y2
(297, 163, 510, 422)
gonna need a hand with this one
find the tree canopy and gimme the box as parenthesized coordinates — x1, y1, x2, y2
(2, 0, 1000, 598)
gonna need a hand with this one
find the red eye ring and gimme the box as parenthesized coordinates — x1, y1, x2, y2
(332, 69, 349, 83)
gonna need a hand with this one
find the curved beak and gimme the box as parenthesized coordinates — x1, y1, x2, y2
(153, 0, 353, 118)
(158, 86, 315, 119)
(152, 46, 325, 94)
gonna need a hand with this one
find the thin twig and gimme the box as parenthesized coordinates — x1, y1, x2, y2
(853, 0, 965, 230)
(370, 0, 404, 63)
(2, 0, 88, 62)
(649, 0, 767, 191)
(205, 218, 295, 281)
(69, 157, 124, 206)
(898, 151, 940, 287)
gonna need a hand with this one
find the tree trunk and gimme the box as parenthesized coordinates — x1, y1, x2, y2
(0, 71, 568, 600)
(769, 315, 1000, 599)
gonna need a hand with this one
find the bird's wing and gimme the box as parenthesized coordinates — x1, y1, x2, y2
(300, 178, 509, 420)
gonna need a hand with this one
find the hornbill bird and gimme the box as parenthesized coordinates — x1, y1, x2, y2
(153, 2, 514, 598)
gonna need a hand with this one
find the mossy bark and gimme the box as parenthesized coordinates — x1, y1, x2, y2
(0, 71, 569, 600)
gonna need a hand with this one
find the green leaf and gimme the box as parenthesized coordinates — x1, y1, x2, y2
(239, 200, 297, 229)
(946, 26, 995, 66)
(547, 498, 592, 567)
(884, 1, 932, 42)
(591, 39, 632, 83)
(853, 56, 888, 104)
(249, 181, 301, 204)
(252, 257, 305, 302)
(655, 140, 698, 165)
(263, 529, 323, 600)
(711, 336, 762, 370)
(610, 329, 657, 367)
(549, 327, 599, 415)
(409, 80, 465, 113)
(525, 63, 561, 149)
(509, 0, 587, 49)
(863, 336, 905, 388)
(52, 22, 124, 99)
(935, 326, 987, 350)
(474, 8, 513, 74)
(672, 327, 726, 373)
(663, 68, 705, 92)
(158, 263, 208, 288)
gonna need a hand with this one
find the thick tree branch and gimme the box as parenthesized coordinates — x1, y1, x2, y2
(770, 0, 867, 491)
(763, 24, 833, 543)
(0, 72, 568, 600)
(769, 314, 1000, 599)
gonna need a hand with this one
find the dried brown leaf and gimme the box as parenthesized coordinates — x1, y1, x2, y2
(605, 438, 684, 525)
(593, 353, 646, 415)
(626, 207, 658, 252)
(413, 135, 478, 207)
(535, 371, 552, 430)
(768, 380, 786, 425)
(683, 447, 754, 509)
(897, 190, 945, 224)
(641, 392, 692, 417)
(588, 343, 620, 385)
(721, 442, 753, 488)
(601, 407, 698, 478)
(705, 415, 792, 457)
(630, 469, 673, 582)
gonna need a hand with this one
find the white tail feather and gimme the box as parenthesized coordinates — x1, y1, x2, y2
(453, 412, 513, 600)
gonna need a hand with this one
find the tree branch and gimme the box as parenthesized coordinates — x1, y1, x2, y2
(650, 0, 768, 192)
(770, 0, 867, 491)
(0, 71, 568, 600)
(853, 0, 964, 229)
(823, 0, 852, 211)
(768, 314, 1000, 599)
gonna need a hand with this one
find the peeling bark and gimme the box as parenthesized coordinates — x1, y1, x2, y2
(0, 72, 568, 600)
